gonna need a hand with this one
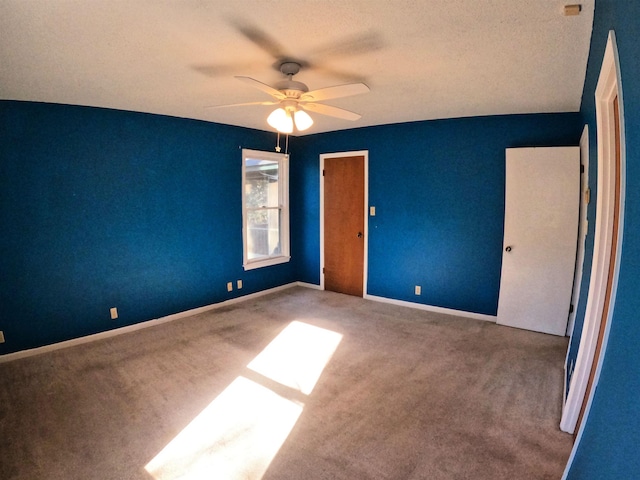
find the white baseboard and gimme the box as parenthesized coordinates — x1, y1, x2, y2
(0, 282, 305, 364)
(1, 282, 492, 363)
(296, 281, 322, 290)
(364, 294, 497, 323)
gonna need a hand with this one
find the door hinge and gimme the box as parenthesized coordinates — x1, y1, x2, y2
(322, 267, 325, 274)
(322, 169, 325, 176)
(569, 304, 574, 313)
(580, 164, 585, 173)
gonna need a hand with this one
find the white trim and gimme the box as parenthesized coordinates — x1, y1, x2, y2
(561, 30, 626, 453)
(319, 156, 325, 290)
(563, 125, 590, 411)
(0, 282, 306, 364)
(243, 255, 291, 270)
(566, 125, 590, 337)
(296, 281, 323, 290)
(319, 150, 369, 295)
(563, 357, 568, 413)
(364, 156, 369, 294)
(364, 294, 497, 323)
(0, 282, 491, 364)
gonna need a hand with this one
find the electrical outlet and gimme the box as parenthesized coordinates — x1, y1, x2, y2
(227, 282, 233, 292)
(110, 307, 118, 320)
(237, 280, 243, 289)
(0, 331, 5, 343)
(370, 206, 376, 216)
(415, 285, 421, 295)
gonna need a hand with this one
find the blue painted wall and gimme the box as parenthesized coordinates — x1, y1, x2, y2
(0, 101, 298, 354)
(565, 1, 640, 478)
(0, 102, 583, 355)
(3, 3, 639, 475)
(295, 114, 582, 315)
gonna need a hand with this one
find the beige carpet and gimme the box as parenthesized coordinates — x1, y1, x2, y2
(0, 287, 572, 479)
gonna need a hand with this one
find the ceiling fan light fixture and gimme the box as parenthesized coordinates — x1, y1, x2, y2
(267, 107, 293, 134)
(294, 109, 313, 131)
(232, 63, 366, 133)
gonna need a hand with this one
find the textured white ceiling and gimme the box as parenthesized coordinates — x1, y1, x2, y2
(0, 0, 594, 135)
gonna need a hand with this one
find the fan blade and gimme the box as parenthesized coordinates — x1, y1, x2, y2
(301, 103, 361, 121)
(192, 62, 259, 78)
(300, 83, 370, 102)
(205, 101, 279, 109)
(309, 31, 383, 60)
(235, 76, 286, 100)
(307, 65, 365, 83)
(230, 19, 288, 60)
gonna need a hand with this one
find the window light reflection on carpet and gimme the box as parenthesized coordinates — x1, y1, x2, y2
(144, 321, 342, 480)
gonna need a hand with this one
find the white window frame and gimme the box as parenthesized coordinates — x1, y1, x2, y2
(242, 149, 290, 270)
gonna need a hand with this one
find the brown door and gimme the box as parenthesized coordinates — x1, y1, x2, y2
(323, 155, 365, 296)
(575, 95, 622, 435)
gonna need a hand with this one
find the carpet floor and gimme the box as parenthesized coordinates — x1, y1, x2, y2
(0, 287, 573, 479)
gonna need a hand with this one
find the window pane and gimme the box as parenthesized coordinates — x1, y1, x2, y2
(247, 208, 281, 260)
(245, 159, 279, 209)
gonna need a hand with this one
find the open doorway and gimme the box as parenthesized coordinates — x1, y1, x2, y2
(561, 31, 626, 442)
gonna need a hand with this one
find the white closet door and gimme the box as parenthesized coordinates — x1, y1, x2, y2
(497, 147, 580, 336)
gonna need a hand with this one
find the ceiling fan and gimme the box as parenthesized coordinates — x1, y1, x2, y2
(211, 60, 370, 134)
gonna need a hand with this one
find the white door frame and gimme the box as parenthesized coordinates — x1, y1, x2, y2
(566, 125, 590, 337)
(561, 30, 626, 444)
(319, 150, 369, 295)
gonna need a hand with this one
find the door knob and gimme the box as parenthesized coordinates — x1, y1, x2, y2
(357, 232, 363, 238)
(505, 246, 512, 252)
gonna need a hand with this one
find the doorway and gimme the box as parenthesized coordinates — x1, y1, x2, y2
(320, 151, 368, 296)
(560, 31, 626, 439)
(566, 125, 590, 337)
(573, 94, 621, 435)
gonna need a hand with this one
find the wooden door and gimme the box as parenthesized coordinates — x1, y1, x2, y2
(323, 155, 365, 296)
(497, 147, 580, 336)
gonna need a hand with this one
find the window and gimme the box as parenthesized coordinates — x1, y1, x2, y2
(242, 149, 290, 270)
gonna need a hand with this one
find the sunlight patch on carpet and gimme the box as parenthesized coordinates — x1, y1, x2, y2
(145, 321, 342, 480)
(248, 320, 343, 395)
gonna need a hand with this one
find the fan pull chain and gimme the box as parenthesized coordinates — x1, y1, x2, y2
(275, 132, 282, 152)
(285, 134, 289, 154)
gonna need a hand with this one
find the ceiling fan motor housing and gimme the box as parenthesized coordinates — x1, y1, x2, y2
(275, 80, 309, 98)
(276, 61, 309, 98)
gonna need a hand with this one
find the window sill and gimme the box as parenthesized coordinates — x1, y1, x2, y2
(243, 255, 291, 271)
